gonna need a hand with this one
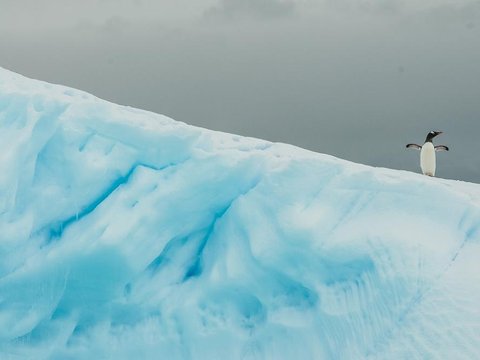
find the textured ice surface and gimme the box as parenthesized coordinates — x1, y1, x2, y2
(0, 67, 479, 360)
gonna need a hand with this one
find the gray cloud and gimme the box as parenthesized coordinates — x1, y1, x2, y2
(205, 0, 295, 20)
(422, 1, 480, 26)
(324, 0, 404, 15)
(102, 16, 132, 34)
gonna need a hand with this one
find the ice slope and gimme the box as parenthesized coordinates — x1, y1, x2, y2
(0, 67, 479, 360)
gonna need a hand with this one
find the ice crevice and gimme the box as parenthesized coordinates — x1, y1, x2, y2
(40, 160, 187, 244)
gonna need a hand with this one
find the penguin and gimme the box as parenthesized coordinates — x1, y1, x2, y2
(406, 131, 449, 176)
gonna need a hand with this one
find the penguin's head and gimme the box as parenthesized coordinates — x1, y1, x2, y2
(426, 131, 443, 142)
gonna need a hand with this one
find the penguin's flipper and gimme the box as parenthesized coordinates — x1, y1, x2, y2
(435, 145, 449, 151)
(406, 143, 422, 150)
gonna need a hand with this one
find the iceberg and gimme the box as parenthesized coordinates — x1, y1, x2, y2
(0, 67, 479, 359)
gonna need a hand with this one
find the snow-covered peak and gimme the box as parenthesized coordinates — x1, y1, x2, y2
(1, 67, 479, 359)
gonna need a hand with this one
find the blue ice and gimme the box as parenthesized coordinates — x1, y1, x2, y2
(1, 67, 480, 359)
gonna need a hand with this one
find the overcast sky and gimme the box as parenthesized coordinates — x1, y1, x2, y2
(1, 0, 479, 182)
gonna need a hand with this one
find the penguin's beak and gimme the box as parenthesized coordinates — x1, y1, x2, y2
(434, 131, 443, 137)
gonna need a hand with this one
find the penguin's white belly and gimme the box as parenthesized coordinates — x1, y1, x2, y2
(420, 142, 436, 176)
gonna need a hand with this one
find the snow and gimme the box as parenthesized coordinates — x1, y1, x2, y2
(0, 67, 479, 359)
